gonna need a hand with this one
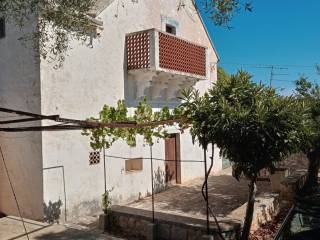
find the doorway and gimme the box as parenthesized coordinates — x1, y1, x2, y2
(165, 133, 181, 184)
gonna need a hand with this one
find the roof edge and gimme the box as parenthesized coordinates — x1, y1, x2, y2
(88, 0, 115, 17)
(192, 0, 220, 62)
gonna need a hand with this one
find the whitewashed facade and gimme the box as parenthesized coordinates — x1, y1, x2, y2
(0, 0, 221, 222)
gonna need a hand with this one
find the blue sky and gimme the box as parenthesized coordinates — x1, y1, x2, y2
(197, 0, 320, 95)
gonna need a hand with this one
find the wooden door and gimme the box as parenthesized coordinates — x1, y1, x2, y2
(165, 134, 181, 184)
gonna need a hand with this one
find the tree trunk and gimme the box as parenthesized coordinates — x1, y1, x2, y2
(300, 150, 320, 194)
(241, 177, 257, 240)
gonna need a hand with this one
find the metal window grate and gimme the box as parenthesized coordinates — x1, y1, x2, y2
(89, 151, 100, 165)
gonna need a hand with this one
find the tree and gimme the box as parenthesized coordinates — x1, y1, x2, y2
(0, 0, 252, 66)
(294, 76, 320, 195)
(217, 66, 230, 81)
(179, 70, 303, 240)
(0, 0, 97, 67)
(198, 0, 252, 27)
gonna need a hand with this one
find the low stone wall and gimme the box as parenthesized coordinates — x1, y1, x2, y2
(100, 206, 242, 240)
(280, 169, 308, 200)
(227, 193, 280, 232)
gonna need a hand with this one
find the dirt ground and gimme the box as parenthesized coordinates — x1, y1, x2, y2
(249, 205, 291, 240)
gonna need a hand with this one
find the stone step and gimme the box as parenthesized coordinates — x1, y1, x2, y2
(100, 205, 242, 240)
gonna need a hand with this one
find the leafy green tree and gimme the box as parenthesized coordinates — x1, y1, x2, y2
(198, 0, 252, 27)
(0, 0, 97, 66)
(180, 70, 303, 240)
(217, 66, 231, 82)
(294, 76, 320, 194)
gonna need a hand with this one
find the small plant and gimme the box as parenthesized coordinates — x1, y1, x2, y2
(102, 189, 113, 215)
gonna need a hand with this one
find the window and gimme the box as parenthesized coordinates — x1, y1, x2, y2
(161, 16, 179, 35)
(166, 24, 176, 35)
(0, 18, 5, 39)
(89, 151, 100, 165)
(125, 158, 143, 172)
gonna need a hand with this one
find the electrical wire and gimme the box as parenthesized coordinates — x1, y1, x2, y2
(104, 154, 204, 163)
(220, 62, 318, 69)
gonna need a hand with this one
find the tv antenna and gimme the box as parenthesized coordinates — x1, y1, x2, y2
(255, 65, 289, 87)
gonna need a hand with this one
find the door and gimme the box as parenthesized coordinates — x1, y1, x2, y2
(165, 134, 181, 184)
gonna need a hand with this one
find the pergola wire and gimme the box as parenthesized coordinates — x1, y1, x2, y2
(0, 107, 225, 238)
(0, 145, 30, 240)
(105, 154, 204, 163)
(0, 107, 186, 132)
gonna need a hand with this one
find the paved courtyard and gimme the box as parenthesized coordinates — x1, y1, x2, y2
(127, 168, 272, 222)
(0, 216, 124, 240)
(1, 168, 274, 240)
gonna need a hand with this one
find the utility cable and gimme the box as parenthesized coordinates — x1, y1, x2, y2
(104, 154, 204, 163)
(0, 145, 29, 240)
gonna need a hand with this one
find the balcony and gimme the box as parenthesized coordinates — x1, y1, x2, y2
(126, 29, 208, 101)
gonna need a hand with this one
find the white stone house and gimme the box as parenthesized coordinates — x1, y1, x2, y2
(0, 0, 221, 222)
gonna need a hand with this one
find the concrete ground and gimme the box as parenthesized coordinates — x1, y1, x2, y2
(0, 216, 124, 240)
(127, 168, 272, 222)
(1, 168, 274, 240)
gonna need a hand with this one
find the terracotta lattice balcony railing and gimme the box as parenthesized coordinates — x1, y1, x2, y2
(126, 29, 208, 101)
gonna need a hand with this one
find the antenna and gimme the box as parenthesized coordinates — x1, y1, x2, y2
(269, 66, 288, 87)
(254, 65, 288, 87)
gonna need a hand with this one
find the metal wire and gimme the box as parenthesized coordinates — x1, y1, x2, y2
(0, 107, 187, 131)
(104, 154, 204, 163)
(201, 144, 226, 240)
(0, 144, 29, 240)
(150, 145, 155, 223)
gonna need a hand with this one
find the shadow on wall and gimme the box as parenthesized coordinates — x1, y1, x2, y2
(154, 167, 167, 193)
(70, 199, 101, 220)
(110, 167, 168, 205)
(43, 200, 62, 223)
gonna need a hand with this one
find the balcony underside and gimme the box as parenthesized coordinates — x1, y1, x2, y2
(128, 69, 198, 102)
(126, 29, 208, 102)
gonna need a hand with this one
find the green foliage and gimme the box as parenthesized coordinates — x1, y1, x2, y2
(0, 0, 97, 67)
(199, 0, 252, 27)
(1, 1, 252, 66)
(217, 66, 231, 82)
(180, 70, 303, 180)
(102, 189, 113, 214)
(294, 76, 320, 152)
(82, 98, 176, 150)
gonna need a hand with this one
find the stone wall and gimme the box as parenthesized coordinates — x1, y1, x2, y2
(101, 205, 241, 240)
